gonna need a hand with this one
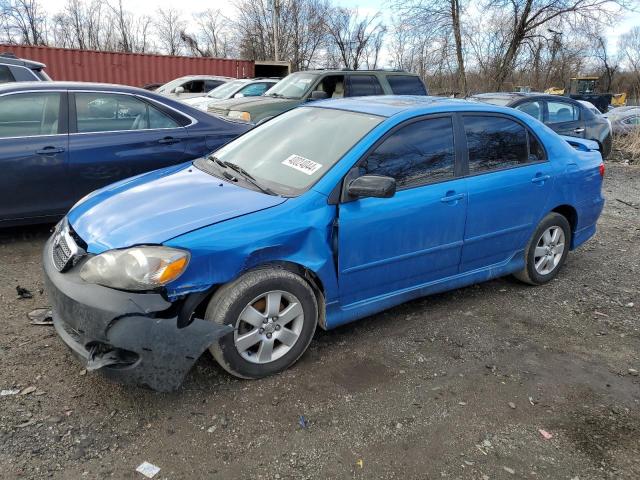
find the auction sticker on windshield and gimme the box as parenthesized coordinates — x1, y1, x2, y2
(282, 155, 323, 175)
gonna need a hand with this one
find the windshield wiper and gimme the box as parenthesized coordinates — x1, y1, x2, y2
(211, 157, 277, 196)
(267, 92, 284, 98)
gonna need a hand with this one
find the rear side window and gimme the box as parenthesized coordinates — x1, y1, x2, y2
(515, 101, 543, 122)
(547, 101, 579, 123)
(348, 75, 383, 96)
(10, 65, 38, 81)
(75, 92, 179, 133)
(386, 75, 427, 95)
(463, 116, 531, 173)
(0, 92, 60, 137)
(363, 117, 455, 187)
(0, 65, 15, 83)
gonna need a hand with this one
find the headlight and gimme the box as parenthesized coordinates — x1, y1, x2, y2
(227, 110, 251, 122)
(80, 246, 189, 290)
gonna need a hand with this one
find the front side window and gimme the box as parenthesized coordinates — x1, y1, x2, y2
(348, 75, 383, 97)
(386, 75, 427, 95)
(183, 80, 205, 93)
(515, 101, 543, 121)
(0, 65, 15, 83)
(204, 80, 224, 91)
(547, 101, 580, 123)
(195, 107, 382, 196)
(75, 93, 179, 133)
(0, 92, 60, 137)
(463, 116, 530, 173)
(363, 117, 455, 188)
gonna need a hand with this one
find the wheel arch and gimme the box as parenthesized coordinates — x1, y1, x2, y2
(550, 204, 578, 236)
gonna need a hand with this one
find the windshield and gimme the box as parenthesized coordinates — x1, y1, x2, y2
(156, 77, 187, 93)
(207, 80, 246, 99)
(263, 73, 318, 99)
(195, 107, 383, 196)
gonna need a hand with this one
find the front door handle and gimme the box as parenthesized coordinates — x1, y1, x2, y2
(158, 136, 181, 145)
(440, 192, 465, 204)
(36, 146, 65, 155)
(531, 174, 551, 184)
(573, 128, 585, 134)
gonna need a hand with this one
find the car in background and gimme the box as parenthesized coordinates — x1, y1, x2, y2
(156, 75, 234, 100)
(469, 92, 612, 158)
(207, 69, 428, 124)
(0, 52, 50, 82)
(606, 106, 640, 135)
(183, 78, 279, 111)
(141, 82, 163, 91)
(44, 96, 604, 390)
(577, 99, 611, 130)
(0, 82, 251, 227)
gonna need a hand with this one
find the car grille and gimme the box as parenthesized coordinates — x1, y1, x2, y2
(52, 234, 72, 271)
(51, 220, 85, 272)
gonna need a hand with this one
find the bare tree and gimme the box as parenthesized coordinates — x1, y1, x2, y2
(52, 0, 112, 50)
(393, 0, 468, 95)
(155, 8, 185, 56)
(0, 0, 48, 45)
(324, 7, 385, 70)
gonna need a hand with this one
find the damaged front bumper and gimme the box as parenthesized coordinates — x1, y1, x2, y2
(43, 238, 232, 391)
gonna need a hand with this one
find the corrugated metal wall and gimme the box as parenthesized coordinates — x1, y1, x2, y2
(0, 44, 255, 86)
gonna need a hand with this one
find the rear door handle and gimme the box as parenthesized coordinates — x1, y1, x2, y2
(531, 174, 551, 184)
(158, 136, 181, 145)
(35, 146, 65, 155)
(440, 192, 465, 203)
(573, 128, 585, 133)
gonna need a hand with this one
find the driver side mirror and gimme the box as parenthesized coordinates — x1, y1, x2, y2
(347, 175, 396, 199)
(174, 86, 184, 94)
(310, 90, 328, 100)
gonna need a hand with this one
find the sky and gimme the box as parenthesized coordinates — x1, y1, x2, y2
(44, 0, 640, 52)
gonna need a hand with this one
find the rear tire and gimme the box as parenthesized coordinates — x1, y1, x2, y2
(513, 213, 572, 286)
(206, 268, 318, 379)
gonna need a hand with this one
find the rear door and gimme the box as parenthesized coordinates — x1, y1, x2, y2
(545, 99, 585, 138)
(459, 114, 555, 272)
(338, 115, 467, 305)
(68, 91, 188, 199)
(0, 90, 70, 222)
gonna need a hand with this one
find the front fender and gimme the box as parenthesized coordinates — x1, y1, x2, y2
(163, 191, 339, 304)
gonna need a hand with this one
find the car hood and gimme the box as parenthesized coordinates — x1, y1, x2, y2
(211, 96, 302, 112)
(67, 163, 287, 253)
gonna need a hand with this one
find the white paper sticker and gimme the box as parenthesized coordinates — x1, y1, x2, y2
(136, 462, 161, 478)
(282, 154, 323, 175)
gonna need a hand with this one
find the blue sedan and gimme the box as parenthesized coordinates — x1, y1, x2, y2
(44, 96, 605, 390)
(0, 81, 250, 226)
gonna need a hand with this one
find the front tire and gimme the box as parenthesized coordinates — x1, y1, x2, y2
(206, 268, 318, 379)
(513, 213, 571, 285)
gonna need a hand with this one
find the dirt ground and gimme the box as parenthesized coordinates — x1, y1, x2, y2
(1, 162, 639, 480)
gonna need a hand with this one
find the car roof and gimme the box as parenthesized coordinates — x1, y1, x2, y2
(311, 95, 517, 118)
(0, 81, 153, 94)
(290, 69, 419, 76)
(0, 53, 45, 69)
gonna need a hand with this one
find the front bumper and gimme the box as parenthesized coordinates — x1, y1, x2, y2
(43, 237, 232, 391)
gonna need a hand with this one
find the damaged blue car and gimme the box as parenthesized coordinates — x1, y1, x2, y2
(44, 96, 605, 391)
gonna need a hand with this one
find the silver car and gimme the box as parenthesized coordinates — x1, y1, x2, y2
(606, 107, 640, 135)
(156, 75, 234, 100)
(183, 78, 279, 110)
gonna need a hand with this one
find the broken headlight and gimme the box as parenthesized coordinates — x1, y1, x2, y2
(80, 246, 189, 290)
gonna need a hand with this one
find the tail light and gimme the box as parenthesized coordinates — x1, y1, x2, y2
(599, 163, 605, 178)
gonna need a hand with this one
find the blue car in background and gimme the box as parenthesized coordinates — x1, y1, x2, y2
(0, 82, 251, 226)
(44, 96, 605, 391)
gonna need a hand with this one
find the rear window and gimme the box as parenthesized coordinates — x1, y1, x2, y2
(387, 75, 427, 95)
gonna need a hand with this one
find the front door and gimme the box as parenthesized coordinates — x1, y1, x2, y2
(337, 116, 467, 306)
(459, 114, 555, 272)
(545, 99, 585, 138)
(0, 91, 71, 223)
(68, 91, 187, 200)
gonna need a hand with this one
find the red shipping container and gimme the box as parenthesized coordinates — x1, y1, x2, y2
(0, 44, 255, 87)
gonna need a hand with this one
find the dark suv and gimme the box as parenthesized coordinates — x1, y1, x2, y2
(0, 52, 50, 83)
(208, 69, 427, 124)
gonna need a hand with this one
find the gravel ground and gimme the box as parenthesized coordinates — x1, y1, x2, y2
(0, 163, 639, 480)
